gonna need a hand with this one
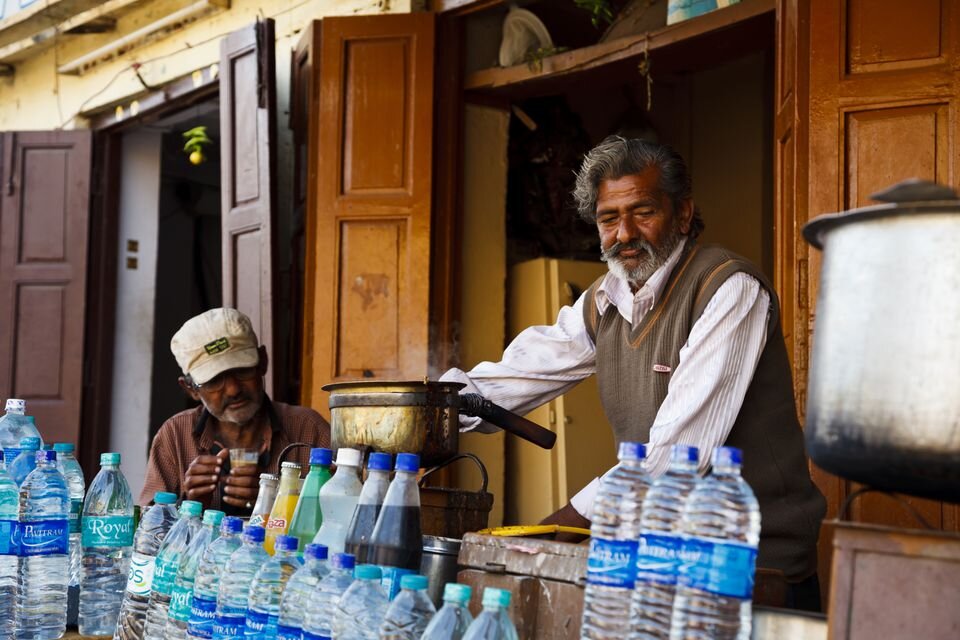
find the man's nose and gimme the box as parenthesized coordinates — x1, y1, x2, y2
(617, 214, 639, 244)
(222, 374, 243, 396)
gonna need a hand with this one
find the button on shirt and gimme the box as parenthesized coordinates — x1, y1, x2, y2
(441, 239, 771, 518)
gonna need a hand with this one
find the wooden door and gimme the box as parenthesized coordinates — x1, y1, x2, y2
(301, 13, 436, 416)
(220, 18, 278, 395)
(0, 131, 92, 445)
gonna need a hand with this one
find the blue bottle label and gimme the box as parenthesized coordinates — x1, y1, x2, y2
(586, 537, 638, 589)
(277, 624, 302, 640)
(68, 498, 83, 534)
(380, 566, 413, 600)
(82, 515, 134, 547)
(4, 449, 21, 464)
(19, 519, 68, 556)
(677, 537, 757, 600)
(0, 520, 18, 556)
(245, 610, 278, 638)
(152, 554, 181, 595)
(213, 613, 247, 639)
(187, 595, 218, 639)
(302, 632, 331, 640)
(635, 532, 680, 586)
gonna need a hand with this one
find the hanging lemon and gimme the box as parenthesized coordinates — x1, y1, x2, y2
(183, 126, 213, 166)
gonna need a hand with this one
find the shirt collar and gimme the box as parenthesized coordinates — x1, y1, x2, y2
(595, 237, 688, 323)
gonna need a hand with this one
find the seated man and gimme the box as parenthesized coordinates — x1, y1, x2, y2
(140, 308, 330, 515)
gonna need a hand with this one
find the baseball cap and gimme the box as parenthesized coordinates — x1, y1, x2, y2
(170, 308, 260, 385)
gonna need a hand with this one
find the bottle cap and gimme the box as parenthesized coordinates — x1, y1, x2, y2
(180, 500, 203, 518)
(100, 452, 121, 466)
(310, 448, 333, 466)
(243, 525, 266, 543)
(443, 583, 472, 604)
(41, 444, 53, 451)
(618, 441, 646, 462)
(259, 473, 278, 482)
(395, 453, 420, 473)
(354, 564, 382, 580)
(276, 535, 299, 553)
(335, 448, 361, 468)
(305, 543, 328, 561)
(713, 446, 742, 467)
(203, 510, 225, 526)
(221, 516, 244, 535)
(53, 443, 75, 453)
(482, 587, 511, 609)
(280, 461, 302, 472)
(0, 451, 5, 463)
(19, 436, 40, 450)
(331, 552, 355, 571)
(367, 452, 392, 471)
(400, 574, 428, 591)
(154, 491, 178, 505)
(670, 444, 699, 464)
(36, 450, 56, 463)
(5, 399, 25, 414)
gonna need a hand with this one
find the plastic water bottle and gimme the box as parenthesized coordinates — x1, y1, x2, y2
(53, 443, 85, 589)
(379, 573, 436, 639)
(248, 474, 279, 529)
(167, 510, 226, 640)
(17, 449, 70, 640)
(265, 462, 302, 555)
(79, 452, 135, 635)
(312, 448, 362, 556)
(143, 500, 204, 640)
(421, 583, 474, 640)
(302, 552, 355, 640)
(244, 534, 303, 639)
(9, 437, 41, 486)
(630, 445, 700, 640)
(213, 525, 269, 640)
(369, 453, 422, 599)
(0, 451, 20, 639)
(186, 516, 244, 640)
(332, 564, 389, 640)
(581, 442, 652, 639)
(0, 399, 42, 460)
(277, 543, 329, 640)
(462, 588, 518, 640)
(343, 452, 391, 564)
(669, 447, 760, 640)
(114, 491, 180, 640)
(288, 448, 333, 551)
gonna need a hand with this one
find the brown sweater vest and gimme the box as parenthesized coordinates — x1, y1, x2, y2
(583, 243, 826, 582)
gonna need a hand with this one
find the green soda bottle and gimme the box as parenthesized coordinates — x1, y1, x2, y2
(287, 448, 333, 551)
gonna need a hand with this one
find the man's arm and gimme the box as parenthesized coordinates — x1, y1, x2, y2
(139, 422, 184, 505)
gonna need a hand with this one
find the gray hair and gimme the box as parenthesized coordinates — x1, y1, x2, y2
(573, 136, 705, 239)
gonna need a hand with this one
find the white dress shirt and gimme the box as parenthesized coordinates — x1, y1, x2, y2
(440, 239, 771, 519)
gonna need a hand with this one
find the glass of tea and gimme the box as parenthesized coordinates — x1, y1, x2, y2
(229, 448, 259, 469)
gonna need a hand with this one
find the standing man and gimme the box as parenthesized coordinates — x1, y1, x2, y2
(442, 136, 826, 609)
(140, 308, 330, 515)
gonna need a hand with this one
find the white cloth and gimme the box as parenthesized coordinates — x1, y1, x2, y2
(441, 239, 772, 519)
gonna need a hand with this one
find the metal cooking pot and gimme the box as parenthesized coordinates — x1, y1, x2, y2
(802, 179, 960, 501)
(323, 380, 557, 466)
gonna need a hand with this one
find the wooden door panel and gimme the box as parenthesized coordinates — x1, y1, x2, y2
(846, 0, 945, 73)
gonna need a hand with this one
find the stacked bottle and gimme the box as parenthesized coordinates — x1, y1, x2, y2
(302, 552, 356, 640)
(248, 474, 279, 529)
(332, 564, 389, 640)
(0, 399, 42, 460)
(277, 543, 329, 640)
(288, 448, 333, 550)
(10, 436, 41, 486)
(379, 573, 436, 639)
(421, 583, 474, 640)
(0, 451, 18, 640)
(186, 516, 245, 640)
(54, 443, 85, 589)
(167, 509, 225, 640)
(265, 462, 302, 555)
(462, 588, 519, 640)
(312, 448, 362, 556)
(245, 534, 303, 639)
(344, 452, 392, 564)
(213, 525, 268, 640)
(369, 452, 422, 599)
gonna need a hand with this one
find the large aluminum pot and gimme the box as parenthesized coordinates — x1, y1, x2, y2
(802, 179, 960, 501)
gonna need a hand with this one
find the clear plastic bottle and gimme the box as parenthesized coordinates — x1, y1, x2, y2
(53, 443, 85, 589)
(17, 449, 70, 640)
(378, 573, 436, 639)
(312, 448, 362, 556)
(167, 510, 226, 640)
(244, 534, 303, 640)
(343, 452, 391, 565)
(332, 564, 388, 640)
(187, 516, 244, 640)
(302, 552, 356, 640)
(79, 453, 135, 635)
(0, 450, 20, 640)
(248, 474, 278, 529)
(369, 453, 422, 599)
(277, 543, 329, 640)
(462, 588, 518, 640)
(265, 463, 302, 555)
(213, 525, 269, 640)
(581, 442, 652, 640)
(630, 445, 700, 640)
(420, 583, 474, 640)
(669, 447, 760, 640)
(288, 448, 333, 551)
(142, 500, 204, 640)
(9, 437, 41, 486)
(114, 491, 180, 640)
(0, 399, 42, 460)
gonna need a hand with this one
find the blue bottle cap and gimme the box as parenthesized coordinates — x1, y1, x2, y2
(482, 587, 511, 608)
(100, 452, 121, 466)
(276, 535, 299, 553)
(367, 452, 392, 471)
(36, 450, 56, 463)
(618, 442, 646, 461)
(670, 444, 699, 464)
(53, 443, 75, 453)
(221, 516, 244, 534)
(400, 574, 428, 591)
(713, 446, 743, 467)
(19, 437, 40, 450)
(154, 491, 178, 505)
(310, 448, 333, 466)
(0, 451, 4, 463)
(331, 552, 355, 571)
(203, 510, 225, 526)
(243, 525, 266, 544)
(443, 583, 472, 604)
(305, 543, 328, 561)
(354, 564, 382, 580)
(180, 500, 203, 518)
(395, 453, 420, 473)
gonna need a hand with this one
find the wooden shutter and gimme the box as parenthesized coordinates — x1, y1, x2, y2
(0, 131, 92, 445)
(220, 18, 278, 394)
(302, 13, 436, 414)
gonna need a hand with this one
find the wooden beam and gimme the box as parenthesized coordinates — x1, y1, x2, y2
(430, 0, 505, 15)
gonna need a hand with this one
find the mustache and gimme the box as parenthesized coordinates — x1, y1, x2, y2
(600, 239, 656, 263)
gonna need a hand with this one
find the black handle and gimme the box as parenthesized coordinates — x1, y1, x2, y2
(419, 453, 489, 493)
(458, 393, 557, 450)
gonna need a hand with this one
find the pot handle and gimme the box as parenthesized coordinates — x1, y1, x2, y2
(459, 393, 557, 450)
(837, 487, 934, 530)
(419, 453, 489, 494)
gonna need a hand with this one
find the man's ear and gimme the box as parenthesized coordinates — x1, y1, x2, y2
(677, 198, 695, 235)
(178, 376, 201, 401)
(257, 346, 269, 376)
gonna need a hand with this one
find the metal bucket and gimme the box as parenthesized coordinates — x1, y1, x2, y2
(419, 535, 462, 607)
(419, 454, 494, 539)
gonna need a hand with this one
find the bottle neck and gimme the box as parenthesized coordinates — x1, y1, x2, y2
(620, 458, 645, 469)
(711, 462, 742, 477)
(669, 460, 698, 474)
(278, 471, 300, 491)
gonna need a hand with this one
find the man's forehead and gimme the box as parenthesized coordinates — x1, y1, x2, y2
(597, 169, 665, 203)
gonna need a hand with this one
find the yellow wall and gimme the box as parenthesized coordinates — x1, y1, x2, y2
(0, 0, 415, 130)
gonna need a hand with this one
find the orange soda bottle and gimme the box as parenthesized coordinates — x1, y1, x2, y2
(264, 461, 302, 554)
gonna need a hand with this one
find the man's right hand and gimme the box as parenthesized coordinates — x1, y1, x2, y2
(183, 449, 229, 504)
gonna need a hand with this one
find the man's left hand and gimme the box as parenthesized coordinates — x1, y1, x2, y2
(222, 463, 260, 509)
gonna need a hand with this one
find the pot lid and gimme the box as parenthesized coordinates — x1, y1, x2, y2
(422, 535, 462, 554)
(322, 379, 466, 393)
(803, 179, 960, 249)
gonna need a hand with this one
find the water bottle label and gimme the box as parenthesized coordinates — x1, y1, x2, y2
(4, 448, 21, 463)
(635, 533, 680, 586)
(213, 613, 247, 639)
(266, 517, 287, 530)
(277, 624, 302, 640)
(19, 519, 68, 556)
(82, 515, 134, 547)
(677, 538, 757, 600)
(169, 583, 194, 622)
(152, 554, 181, 595)
(188, 594, 219, 639)
(380, 566, 413, 600)
(302, 632, 331, 640)
(0, 519, 18, 555)
(245, 610, 278, 635)
(249, 514, 266, 528)
(68, 498, 83, 534)
(586, 537, 638, 589)
(126, 551, 156, 596)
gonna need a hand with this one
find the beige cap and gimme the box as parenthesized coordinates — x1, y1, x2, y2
(170, 308, 260, 385)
